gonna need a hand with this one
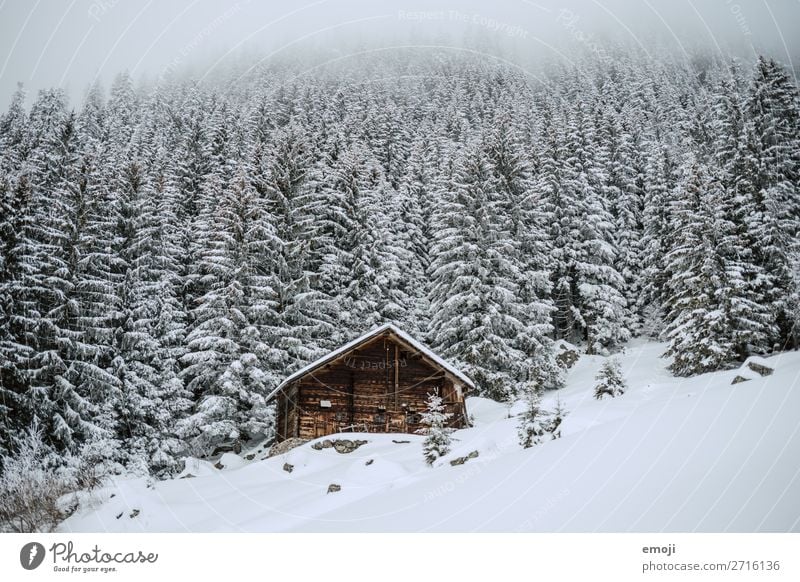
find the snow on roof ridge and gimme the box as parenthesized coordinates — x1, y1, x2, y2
(265, 323, 474, 402)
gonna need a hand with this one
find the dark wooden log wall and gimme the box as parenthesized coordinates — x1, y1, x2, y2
(275, 334, 468, 441)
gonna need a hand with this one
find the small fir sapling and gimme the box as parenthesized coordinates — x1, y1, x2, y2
(416, 391, 453, 465)
(517, 382, 548, 448)
(594, 357, 627, 399)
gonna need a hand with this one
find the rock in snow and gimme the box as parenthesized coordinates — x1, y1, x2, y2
(268, 438, 309, 457)
(732, 356, 776, 384)
(311, 439, 368, 453)
(555, 340, 581, 370)
(745, 356, 774, 377)
(449, 450, 479, 466)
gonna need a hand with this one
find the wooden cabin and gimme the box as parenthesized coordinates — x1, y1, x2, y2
(267, 323, 473, 441)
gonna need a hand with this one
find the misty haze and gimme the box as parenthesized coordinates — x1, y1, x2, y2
(1, 0, 798, 108)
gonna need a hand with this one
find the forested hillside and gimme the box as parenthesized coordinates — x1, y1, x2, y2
(0, 48, 798, 477)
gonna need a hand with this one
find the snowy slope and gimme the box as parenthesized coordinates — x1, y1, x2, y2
(59, 341, 800, 532)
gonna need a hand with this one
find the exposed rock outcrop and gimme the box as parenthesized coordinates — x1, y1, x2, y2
(268, 438, 309, 457)
(312, 439, 368, 453)
(555, 340, 581, 370)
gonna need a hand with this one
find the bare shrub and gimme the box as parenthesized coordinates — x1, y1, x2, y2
(0, 421, 105, 533)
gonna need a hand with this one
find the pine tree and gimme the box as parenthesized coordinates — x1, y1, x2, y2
(538, 99, 630, 353)
(661, 161, 767, 375)
(596, 102, 645, 336)
(74, 76, 146, 465)
(147, 171, 193, 472)
(638, 144, 680, 336)
(745, 57, 800, 348)
(109, 162, 192, 475)
(569, 102, 630, 354)
(171, 85, 215, 338)
(339, 155, 400, 330)
(0, 83, 29, 172)
(254, 122, 329, 372)
(428, 140, 530, 401)
(547, 395, 567, 439)
(417, 391, 453, 465)
(0, 85, 32, 456)
(396, 133, 438, 332)
(536, 105, 579, 342)
(307, 141, 390, 341)
(593, 357, 627, 399)
(517, 382, 547, 448)
(486, 117, 563, 390)
(15, 90, 106, 453)
(178, 168, 277, 456)
(362, 96, 410, 190)
(710, 71, 778, 357)
(0, 174, 32, 458)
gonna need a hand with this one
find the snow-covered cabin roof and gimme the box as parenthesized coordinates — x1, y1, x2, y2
(266, 323, 475, 402)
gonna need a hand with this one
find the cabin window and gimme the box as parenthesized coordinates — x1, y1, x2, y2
(334, 411, 348, 423)
(373, 412, 385, 425)
(406, 412, 421, 424)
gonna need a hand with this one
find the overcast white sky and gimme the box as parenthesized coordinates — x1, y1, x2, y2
(0, 0, 798, 109)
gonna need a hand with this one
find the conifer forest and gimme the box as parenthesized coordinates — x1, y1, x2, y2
(0, 48, 798, 479)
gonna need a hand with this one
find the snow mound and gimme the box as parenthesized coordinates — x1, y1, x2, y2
(215, 452, 246, 471)
(466, 396, 511, 425)
(177, 457, 217, 479)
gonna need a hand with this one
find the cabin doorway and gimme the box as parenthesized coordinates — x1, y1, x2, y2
(313, 411, 333, 438)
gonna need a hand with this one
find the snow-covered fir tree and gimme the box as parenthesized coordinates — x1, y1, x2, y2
(428, 139, 532, 401)
(486, 116, 563, 390)
(547, 396, 568, 440)
(417, 391, 454, 465)
(306, 140, 391, 342)
(14, 90, 107, 454)
(661, 158, 775, 376)
(517, 382, 547, 448)
(594, 357, 627, 399)
(744, 57, 800, 348)
(253, 122, 328, 374)
(178, 168, 277, 456)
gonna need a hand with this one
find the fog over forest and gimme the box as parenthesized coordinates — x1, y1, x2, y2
(1, 0, 798, 109)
